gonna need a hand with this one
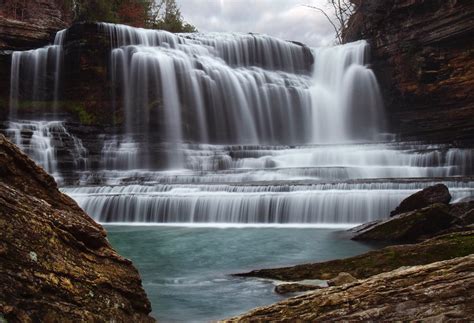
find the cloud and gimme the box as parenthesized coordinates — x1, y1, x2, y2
(176, 0, 337, 47)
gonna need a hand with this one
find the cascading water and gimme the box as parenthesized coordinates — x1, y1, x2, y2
(6, 120, 89, 184)
(5, 23, 474, 224)
(6, 29, 89, 184)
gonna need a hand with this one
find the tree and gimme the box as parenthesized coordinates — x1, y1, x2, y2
(303, 0, 357, 44)
(71, 0, 196, 33)
(117, 0, 148, 27)
(150, 0, 197, 33)
(74, 0, 116, 22)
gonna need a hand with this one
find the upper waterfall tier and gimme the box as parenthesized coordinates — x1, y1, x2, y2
(96, 23, 385, 169)
(102, 23, 312, 73)
(8, 24, 385, 170)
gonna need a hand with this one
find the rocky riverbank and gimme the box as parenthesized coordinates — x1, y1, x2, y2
(227, 254, 474, 321)
(0, 134, 154, 322)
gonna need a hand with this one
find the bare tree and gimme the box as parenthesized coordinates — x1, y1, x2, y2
(302, 0, 357, 44)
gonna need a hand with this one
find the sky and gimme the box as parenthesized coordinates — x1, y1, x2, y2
(176, 0, 337, 47)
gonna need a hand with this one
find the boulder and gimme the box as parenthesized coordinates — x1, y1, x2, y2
(353, 203, 454, 242)
(327, 272, 358, 287)
(0, 134, 154, 322)
(390, 184, 451, 217)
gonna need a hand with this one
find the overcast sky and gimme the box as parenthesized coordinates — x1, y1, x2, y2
(176, 0, 337, 47)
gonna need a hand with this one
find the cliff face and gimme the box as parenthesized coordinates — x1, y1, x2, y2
(0, 0, 72, 50)
(344, 0, 474, 143)
(0, 134, 154, 322)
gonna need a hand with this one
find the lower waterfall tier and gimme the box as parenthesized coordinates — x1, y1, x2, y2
(63, 180, 473, 224)
(3, 120, 473, 224)
(60, 140, 473, 224)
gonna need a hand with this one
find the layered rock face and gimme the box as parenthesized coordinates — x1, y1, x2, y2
(227, 254, 474, 321)
(344, 0, 474, 142)
(0, 0, 72, 50)
(0, 134, 154, 322)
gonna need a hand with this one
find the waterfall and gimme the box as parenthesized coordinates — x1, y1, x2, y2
(8, 29, 66, 118)
(311, 42, 384, 142)
(5, 23, 473, 224)
(6, 120, 88, 184)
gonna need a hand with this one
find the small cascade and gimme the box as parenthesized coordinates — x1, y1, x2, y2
(311, 42, 384, 142)
(9, 29, 66, 118)
(5, 120, 89, 183)
(101, 138, 140, 170)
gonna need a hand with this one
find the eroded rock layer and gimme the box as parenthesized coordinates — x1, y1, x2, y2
(227, 254, 474, 321)
(0, 134, 154, 322)
(344, 0, 474, 142)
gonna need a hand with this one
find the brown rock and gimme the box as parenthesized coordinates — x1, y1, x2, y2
(225, 255, 474, 321)
(0, 134, 154, 322)
(390, 184, 452, 217)
(343, 0, 474, 142)
(327, 272, 357, 286)
(274, 283, 321, 295)
(0, 0, 72, 50)
(235, 231, 474, 282)
(353, 203, 454, 242)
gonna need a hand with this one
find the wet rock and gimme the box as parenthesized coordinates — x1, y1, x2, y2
(0, 134, 154, 322)
(327, 272, 357, 287)
(451, 201, 474, 226)
(274, 283, 321, 295)
(390, 184, 451, 216)
(225, 255, 474, 321)
(353, 203, 454, 242)
(343, 0, 474, 143)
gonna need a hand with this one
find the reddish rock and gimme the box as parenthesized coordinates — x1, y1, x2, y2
(0, 0, 72, 50)
(344, 0, 474, 142)
(0, 134, 154, 322)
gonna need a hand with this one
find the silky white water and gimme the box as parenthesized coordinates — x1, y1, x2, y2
(6, 24, 474, 225)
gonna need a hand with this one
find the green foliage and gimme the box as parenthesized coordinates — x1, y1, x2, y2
(151, 0, 197, 33)
(68, 102, 96, 125)
(75, 0, 118, 23)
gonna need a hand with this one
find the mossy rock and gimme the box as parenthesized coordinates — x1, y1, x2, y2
(353, 203, 453, 242)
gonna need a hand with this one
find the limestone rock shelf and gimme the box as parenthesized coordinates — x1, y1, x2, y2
(0, 134, 154, 322)
(227, 254, 474, 321)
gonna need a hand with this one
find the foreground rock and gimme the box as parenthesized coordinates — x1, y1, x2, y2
(352, 203, 454, 242)
(0, 134, 154, 322)
(226, 254, 474, 321)
(327, 272, 357, 287)
(236, 231, 474, 281)
(390, 183, 451, 216)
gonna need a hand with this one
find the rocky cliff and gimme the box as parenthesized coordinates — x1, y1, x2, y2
(0, 134, 154, 322)
(344, 0, 474, 143)
(0, 0, 72, 50)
